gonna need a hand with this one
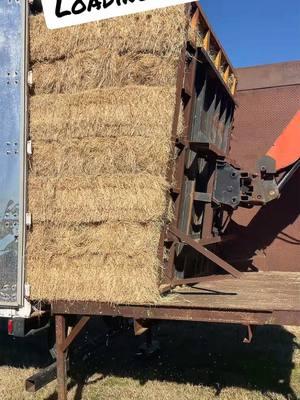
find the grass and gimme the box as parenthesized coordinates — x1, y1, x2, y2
(0, 321, 299, 399)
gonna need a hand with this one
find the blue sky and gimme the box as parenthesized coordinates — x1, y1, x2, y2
(200, 0, 300, 68)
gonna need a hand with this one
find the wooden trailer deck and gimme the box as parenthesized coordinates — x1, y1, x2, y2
(172, 272, 300, 312)
(24, 271, 300, 400)
(52, 272, 300, 326)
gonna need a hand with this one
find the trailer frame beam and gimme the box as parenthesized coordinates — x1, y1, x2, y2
(50, 269, 300, 399)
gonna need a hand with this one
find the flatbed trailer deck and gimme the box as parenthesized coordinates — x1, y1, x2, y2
(52, 271, 300, 399)
(53, 271, 300, 326)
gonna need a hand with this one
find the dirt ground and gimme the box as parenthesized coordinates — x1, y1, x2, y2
(0, 320, 299, 400)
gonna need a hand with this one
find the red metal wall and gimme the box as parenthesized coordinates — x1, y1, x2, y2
(224, 62, 300, 272)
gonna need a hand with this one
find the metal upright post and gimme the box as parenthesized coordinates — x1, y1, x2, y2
(56, 315, 67, 400)
(0, 0, 28, 309)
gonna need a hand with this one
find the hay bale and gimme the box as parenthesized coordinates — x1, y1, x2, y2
(27, 222, 162, 303)
(30, 6, 186, 63)
(32, 51, 178, 95)
(27, 254, 161, 303)
(30, 86, 176, 141)
(28, 222, 162, 259)
(29, 87, 176, 177)
(31, 136, 171, 177)
(27, 5, 187, 304)
(28, 175, 168, 224)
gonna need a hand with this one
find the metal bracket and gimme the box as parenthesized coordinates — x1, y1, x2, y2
(28, 70, 33, 87)
(213, 160, 280, 208)
(27, 140, 32, 156)
(169, 226, 241, 279)
(257, 155, 276, 175)
(59, 316, 90, 353)
(134, 319, 150, 336)
(25, 212, 32, 229)
(194, 192, 212, 203)
(243, 324, 255, 344)
(213, 161, 241, 208)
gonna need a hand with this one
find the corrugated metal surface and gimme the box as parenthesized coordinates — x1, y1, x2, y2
(224, 62, 300, 272)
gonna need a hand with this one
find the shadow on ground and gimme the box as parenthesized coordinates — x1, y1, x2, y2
(0, 320, 299, 399)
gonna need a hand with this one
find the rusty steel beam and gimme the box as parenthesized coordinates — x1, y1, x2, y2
(61, 316, 90, 353)
(26, 362, 57, 393)
(201, 164, 216, 239)
(52, 301, 300, 326)
(55, 316, 91, 399)
(174, 44, 200, 279)
(160, 4, 197, 287)
(25, 360, 70, 393)
(187, 141, 240, 167)
(52, 302, 300, 327)
(176, 55, 198, 232)
(197, 47, 236, 99)
(195, 3, 235, 75)
(161, 242, 177, 286)
(157, 25, 187, 268)
(160, 3, 237, 288)
(189, 141, 226, 157)
(169, 226, 242, 278)
(160, 273, 233, 294)
(55, 315, 67, 400)
(169, 273, 233, 288)
(166, 228, 233, 246)
(271, 311, 300, 326)
(161, 5, 199, 287)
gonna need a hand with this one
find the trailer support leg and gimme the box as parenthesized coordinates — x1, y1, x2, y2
(55, 315, 90, 399)
(56, 315, 67, 400)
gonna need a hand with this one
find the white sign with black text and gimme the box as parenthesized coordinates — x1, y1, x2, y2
(41, 0, 192, 29)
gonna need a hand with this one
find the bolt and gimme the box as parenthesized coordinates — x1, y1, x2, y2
(269, 190, 276, 196)
(227, 186, 233, 192)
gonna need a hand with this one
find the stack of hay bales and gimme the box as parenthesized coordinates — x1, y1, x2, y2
(27, 6, 187, 304)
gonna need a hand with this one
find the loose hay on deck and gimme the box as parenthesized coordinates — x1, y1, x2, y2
(27, 5, 187, 303)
